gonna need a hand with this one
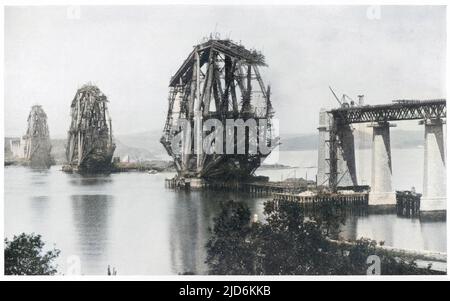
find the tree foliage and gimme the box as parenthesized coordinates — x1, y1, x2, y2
(206, 200, 440, 275)
(206, 200, 255, 274)
(5, 233, 60, 275)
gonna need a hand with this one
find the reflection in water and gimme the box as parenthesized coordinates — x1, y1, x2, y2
(71, 194, 114, 275)
(340, 214, 446, 252)
(339, 215, 358, 241)
(374, 214, 394, 245)
(169, 191, 208, 275)
(420, 219, 447, 252)
(29, 196, 51, 226)
(27, 170, 52, 233)
(68, 174, 113, 186)
(169, 190, 263, 275)
(29, 169, 51, 186)
(4, 162, 447, 275)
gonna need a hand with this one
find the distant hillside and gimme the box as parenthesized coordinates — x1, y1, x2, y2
(353, 128, 424, 149)
(279, 129, 424, 151)
(115, 128, 424, 153)
(5, 137, 158, 164)
(114, 139, 157, 161)
(279, 134, 318, 151)
(51, 138, 157, 163)
(5, 128, 426, 164)
(115, 130, 168, 159)
(50, 139, 66, 163)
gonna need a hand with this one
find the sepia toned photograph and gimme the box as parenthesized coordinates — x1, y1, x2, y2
(1, 3, 447, 280)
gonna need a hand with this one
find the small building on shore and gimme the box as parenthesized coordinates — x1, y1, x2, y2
(9, 137, 26, 159)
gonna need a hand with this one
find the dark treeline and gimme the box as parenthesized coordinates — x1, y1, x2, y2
(206, 200, 441, 275)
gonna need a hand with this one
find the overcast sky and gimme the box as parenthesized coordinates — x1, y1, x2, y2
(4, 5, 446, 138)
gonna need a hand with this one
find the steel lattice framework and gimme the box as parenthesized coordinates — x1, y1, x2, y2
(329, 99, 446, 125)
(66, 84, 115, 172)
(161, 38, 277, 180)
(23, 105, 53, 168)
(326, 99, 446, 191)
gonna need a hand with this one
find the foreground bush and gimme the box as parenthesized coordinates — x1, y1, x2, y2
(206, 200, 440, 275)
(5, 233, 60, 275)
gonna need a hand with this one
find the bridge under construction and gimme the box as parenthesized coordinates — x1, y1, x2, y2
(64, 84, 116, 173)
(161, 38, 278, 186)
(23, 105, 53, 168)
(317, 98, 446, 213)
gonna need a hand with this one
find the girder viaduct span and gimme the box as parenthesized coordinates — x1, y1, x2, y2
(330, 99, 446, 124)
(317, 99, 446, 212)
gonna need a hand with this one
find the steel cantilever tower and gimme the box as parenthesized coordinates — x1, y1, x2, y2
(161, 38, 278, 181)
(23, 105, 53, 168)
(65, 84, 115, 172)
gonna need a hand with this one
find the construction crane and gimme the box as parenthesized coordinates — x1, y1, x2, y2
(329, 86, 359, 108)
(329, 86, 342, 106)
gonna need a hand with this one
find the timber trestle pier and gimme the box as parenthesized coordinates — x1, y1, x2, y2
(317, 98, 446, 213)
(165, 176, 424, 217)
(165, 177, 308, 195)
(273, 192, 369, 206)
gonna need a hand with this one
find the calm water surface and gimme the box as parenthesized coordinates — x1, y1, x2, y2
(4, 149, 446, 275)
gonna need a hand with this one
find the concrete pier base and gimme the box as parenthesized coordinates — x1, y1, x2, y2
(369, 192, 397, 207)
(369, 122, 396, 206)
(420, 118, 446, 212)
(188, 177, 205, 189)
(317, 108, 330, 187)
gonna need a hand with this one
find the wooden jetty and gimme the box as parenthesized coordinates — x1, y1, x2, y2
(165, 176, 427, 219)
(396, 190, 421, 217)
(273, 192, 369, 207)
(164, 176, 311, 194)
